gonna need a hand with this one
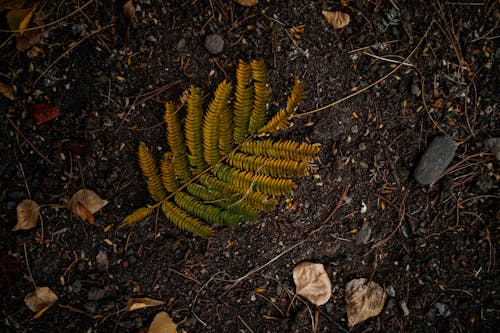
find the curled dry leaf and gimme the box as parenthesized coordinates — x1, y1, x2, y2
(13, 199, 40, 231)
(322, 10, 350, 30)
(149, 311, 178, 333)
(125, 297, 165, 311)
(0, 82, 14, 100)
(68, 189, 108, 223)
(25, 286, 58, 312)
(345, 278, 387, 328)
(293, 261, 332, 306)
(233, 0, 259, 6)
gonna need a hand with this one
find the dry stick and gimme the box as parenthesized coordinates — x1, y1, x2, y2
(23, 242, 36, 287)
(6, 116, 54, 165)
(34, 23, 114, 85)
(308, 185, 350, 236)
(295, 21, 434, 118)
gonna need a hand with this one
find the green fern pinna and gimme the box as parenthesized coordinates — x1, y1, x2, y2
(119, 59, 320, 237)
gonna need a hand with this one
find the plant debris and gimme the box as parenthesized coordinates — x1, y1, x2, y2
(345, 278, 387, 328)
(12, 199, 40, 231)
(25, 286, 58, 312)
(148, 311, 178, 333)
(322, 11, 350, 30)
(292, 261, 332, 306)
(67, 189, 108, 224)
(125, 297, 165, 311)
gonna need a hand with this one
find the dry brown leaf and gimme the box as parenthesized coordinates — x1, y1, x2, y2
(293, 261, 331, 306)
(16, 29, 41, 51)
(125, 297, 165, 311)
(0, 82, 14, 100)
(6, 5, 36, 36)
(12, 199, 40, 231)
(149, 311, 178, 333)
(123, 0, 137, 26)
(25, 286, 58, 312)
(68, 189, 108, 223)
(322, 10, 350, 30)
(345, 278, 387, 328)
(233, 0, 259, 6)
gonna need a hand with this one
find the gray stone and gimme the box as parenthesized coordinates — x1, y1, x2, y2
(434, 302, 451, 317)
(204, 34, 224, 54)
(414, 135, 457, 185)
(486, 137, 500, 160)
(356, 223, 372, 245)
(71, 279, 82, 293)
(88, 288, 106, 301)
(96, 250, 109, 272)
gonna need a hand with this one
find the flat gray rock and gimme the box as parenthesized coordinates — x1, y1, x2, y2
(204, 34, 224, 54)
(414, 135, 457, 185)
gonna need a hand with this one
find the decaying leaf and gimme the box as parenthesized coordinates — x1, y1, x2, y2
(322, 10, 350, 30)
(29, 103, 60, 124)
(125, 297, 165, 311)
(6, 6, 36, 36)
(68, 189, 108, 223)
(148, 311, 178, 333)
(25, 286, 58, 312)
(0, 82, 14, 100)
(12, 199, 40, 231)
(293, 261, 332, 306)
(123, 0, 137, 27)
(233, 0, 259, 6)
(345, 278, 387, 328)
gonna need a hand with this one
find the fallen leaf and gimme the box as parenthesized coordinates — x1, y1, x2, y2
(0, 82, 14, 100)
(29, 103, 60, 124)
(233, 0, 259, 6)
(0, 0, 27, 10)
(345, 278, 386, 328)
(322, 10, 350, 30)
(148, 311, 178, 333)
(0, 254, 21, 292)
(68, 189, 108, 223)
(16, 29, 41, 51)
(125, 297, 165, 311)
(25, 286, 58, 312)
(293, 261, 332, 306)
(12, 199, 40, 231)
(7, 6, 36, 36)
(123, 0, 137, 27)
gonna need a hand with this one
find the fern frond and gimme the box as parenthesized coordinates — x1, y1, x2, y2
(200, 173, 277, 211)
(227, 152, 309, 178)
(160, 152, 179, 192)
(248, 59, 271, 134)
(258, 79, 305, 134)
(185, 86, 205, 173)
(174, 192, 244, 226)
(161, 202, 212, 238)
(233, 60, 254, 144)
(186, 183, 259, 222)
(164, 102, 191, 182)
(138, 142, 166, 201)
(214, 164, 297, 196)
(120, 206, 154, 228)
(240, 139, 320, 162)
(218, 94, 234, 156)
(203, 80, 233, 165)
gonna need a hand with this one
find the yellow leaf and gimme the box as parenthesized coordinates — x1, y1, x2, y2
(12, 199, 40, 231)
(148, 311, 178, 333)
(293, 261, 332, 306)
(68, 189, 108, 223)
(7, 6, 36, 36)
(345, 278, 386, 328)
(25, 287, 58, 312)
(322, 11, 350, 30)
(125, 297, 165, 311)
(0, 82, 14, 100)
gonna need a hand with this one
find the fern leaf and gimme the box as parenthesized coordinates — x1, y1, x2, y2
(203, 80, 233, 165)
(248, 59, 271, 134)
(227, 152, 309, 178)
(233, 60, 254, 144)
(174, 192, 244, 226)
(240, 139, 320, 162)
(120, 206, 154, 228)
(164, 102, 191, 182)
(160, 152, 179, 192)
(218, 93, 234, 156)
(161, 202, 212, 238)
(214, 164, 297, 196)
(138, 142, 166, 201)
(258, 79, 305, 134)
(185, 86, 206, 173)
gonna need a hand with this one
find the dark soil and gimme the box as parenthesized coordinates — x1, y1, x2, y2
(1, 1, 498, 332)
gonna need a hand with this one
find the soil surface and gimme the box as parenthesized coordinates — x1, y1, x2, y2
(1, 1, 498, 332)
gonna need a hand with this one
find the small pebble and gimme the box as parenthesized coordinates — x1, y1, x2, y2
(434, 302, 451, 317)
(386, 285, 396, 297)
(96, 251, 109, 272)
(486, 137, 500, 160)
(204, 34, 224, 54)
(411, 83, 421, 96)
(399, 300, 410, 316)
(71, 279, 82, 294)
(414, 135, 457, 185)
(356, 223, 372, 245)
(88, 288, 106, 301)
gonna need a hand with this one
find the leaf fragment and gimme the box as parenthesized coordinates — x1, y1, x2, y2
(322, 10, 350, 30)
(293, 261, 332, 306)
(25, 286, 58, 312)
(7, 6, 36, 36)
(0, 82, 14, 100)
(123, 0, 137, 27)
(68, 189, 108, 223)
(345, 278, 387, 328)
(29, 103, 60, 124)
(125, 297, 165, 311)
(233, 0, 259, 6)
(148, 311, 178, 333)
(13, 199, 40, 231)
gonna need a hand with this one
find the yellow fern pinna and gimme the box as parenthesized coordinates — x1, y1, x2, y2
(120, 59, 320, 238)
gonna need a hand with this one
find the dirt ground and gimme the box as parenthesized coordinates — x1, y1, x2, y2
(1, 0, 498, 332)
